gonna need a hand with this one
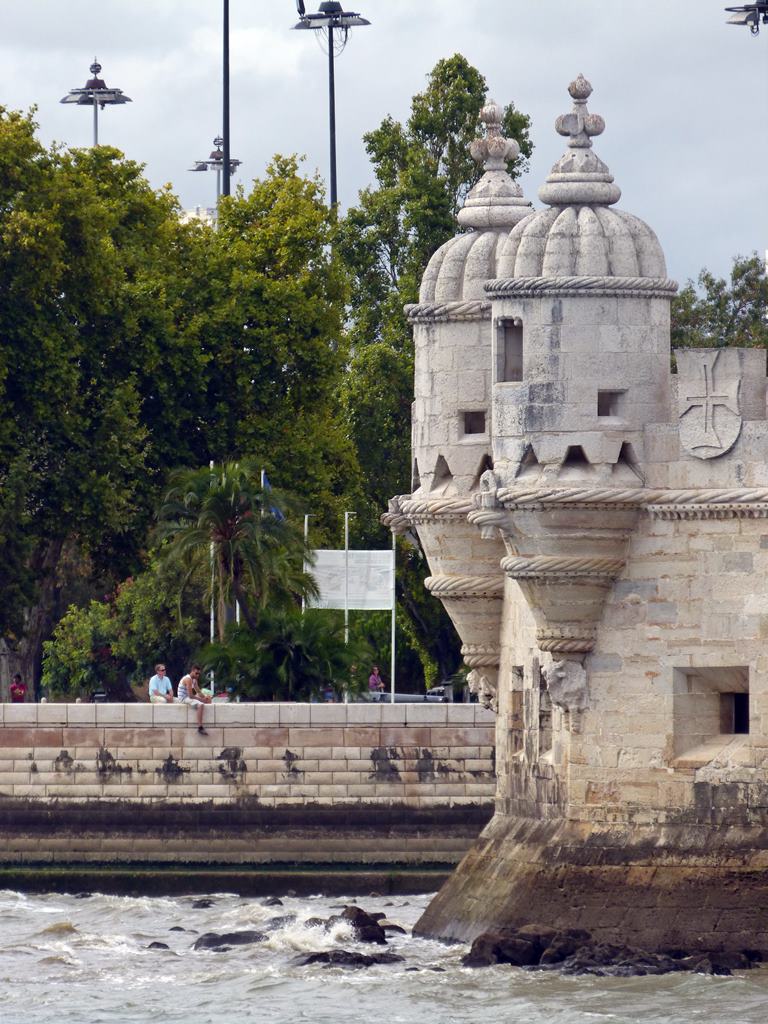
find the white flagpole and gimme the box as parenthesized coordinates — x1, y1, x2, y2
(209, 459, 215, 696)
(343, 511, 356, 644)
(390, 532, 396, 704)
(302, 514, 312, 615)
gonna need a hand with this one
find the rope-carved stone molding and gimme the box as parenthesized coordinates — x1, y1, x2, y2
(501, 555, 626, 579)
(404, 300, 491, 324)
(536, 627, 596, 654)
(425, 574, 505, 600)
(494, 485, 768, 518)
(484, 276, 678, 300)
(461, 642, 501, 668)
(399, 496, 475, 525)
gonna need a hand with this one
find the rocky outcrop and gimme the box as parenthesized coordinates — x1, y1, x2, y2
(461, 923, 758, 976)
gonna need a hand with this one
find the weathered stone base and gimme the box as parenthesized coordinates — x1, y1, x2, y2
(415, 814, 768, 953)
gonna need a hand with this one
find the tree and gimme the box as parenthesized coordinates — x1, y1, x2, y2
(199, 613, 366, 702)
(155, 460, 317, 639)
(40, 556, 207, 698)
(197, 155, 363, 543)
(338, 54, 532, 354)
(0, 109, 207, 690)
(672, 254, 768, 350)
(337, 56, 533, 683)
(0, 111, 363, 691)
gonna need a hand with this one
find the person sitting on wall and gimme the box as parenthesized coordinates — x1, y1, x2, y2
(9, 673, 27, 703)
(148, 664, 174, 704)
(177, 664, 211, 735)
(368, 665, 385, 699)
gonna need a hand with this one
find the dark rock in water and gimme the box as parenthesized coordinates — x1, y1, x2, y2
(304, 917, 328, 930)
(193, 930, 265, 950)
(369, 912, 387, 922)
(147, 942, 170, 950)
(264, 915, 297, 931)
(169, 927, 186, 933)
(540, 933, 584, 965)
(368, 892, 383, 898)
(293, 949, 404, 969)
(340, 906, 388, 944)
(381, 922, 407, 935)
(686, 951, 750, 975)
(261, 896, 283, 908)
(462, 929, 539, 968)
(517, 923, 558, 947)
(74, 893, 93, 900)
(191, 899, 215, 909)
(461, 924, 753, 977)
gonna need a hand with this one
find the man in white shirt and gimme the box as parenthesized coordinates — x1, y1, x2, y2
(148, 664, 174, 704)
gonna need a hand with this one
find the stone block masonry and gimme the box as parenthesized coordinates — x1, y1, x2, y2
(0, 702, 494, 806)
(0, 703, 495, 873)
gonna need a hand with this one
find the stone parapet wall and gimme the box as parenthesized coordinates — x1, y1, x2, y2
(0, 703, 495, 807)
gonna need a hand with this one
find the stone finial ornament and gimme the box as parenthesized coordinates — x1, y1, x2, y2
(538, 74, 621, 207)
(458, 97, 532, 232)
(469, 99, 520, 170)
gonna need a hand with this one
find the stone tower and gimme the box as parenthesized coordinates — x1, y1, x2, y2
(390, 75, 768, 953)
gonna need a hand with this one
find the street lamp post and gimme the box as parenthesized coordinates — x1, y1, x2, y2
(725, 2, 768, 32)
(189, 136, 242, 219)
(292, 2, 370, 206)
(223, 0, 232, 197)
(60, 59, 131, 147)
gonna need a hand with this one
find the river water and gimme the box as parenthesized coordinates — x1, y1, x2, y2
(1, 889, 768, 1024)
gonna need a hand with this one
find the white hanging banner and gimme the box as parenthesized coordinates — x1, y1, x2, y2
(310, 549, 395, 610)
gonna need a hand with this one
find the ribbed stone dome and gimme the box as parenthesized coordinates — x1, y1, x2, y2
(418, 100, 532, 304)
(497, 75, 667, 280)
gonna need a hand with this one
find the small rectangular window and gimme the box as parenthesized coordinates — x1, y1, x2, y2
(597, 390, 625, 417)
(463, 411, 486, 435)
(501, 321, 523, 382)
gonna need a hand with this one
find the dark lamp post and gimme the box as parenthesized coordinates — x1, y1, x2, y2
(60, 59, 131, 147)
(292, 1, 370, 206)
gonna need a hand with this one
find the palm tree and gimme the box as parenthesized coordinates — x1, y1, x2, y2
(200, 613, 368, 702)
(156, 459, 317, 639)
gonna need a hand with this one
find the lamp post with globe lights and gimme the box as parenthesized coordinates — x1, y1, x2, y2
(190, 135, 242, 219)
(60, 59, 131, 147)
(292, 1, 370, 206)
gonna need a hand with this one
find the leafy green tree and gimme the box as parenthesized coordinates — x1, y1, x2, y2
(672, 254, 768, 350)
(338, 53, 532, 355)
(0, 110, 363, 691)
(0, 111, 204, 689)
(40, 556, 207, 698)
(198, 155, 363, 542)
(200, 613, 366, 702)
(337, 55, 532, 683)
(156, 460, 317, 639)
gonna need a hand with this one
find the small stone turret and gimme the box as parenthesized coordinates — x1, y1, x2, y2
(386, 100, 532, 709)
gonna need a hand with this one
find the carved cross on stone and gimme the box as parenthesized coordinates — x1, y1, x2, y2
(677, 349, 742, 459)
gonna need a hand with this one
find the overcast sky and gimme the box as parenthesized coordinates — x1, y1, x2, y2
(0, 0, 766, 284)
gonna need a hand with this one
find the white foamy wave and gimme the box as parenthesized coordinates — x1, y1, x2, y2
(260, 915, 355, 953)
(37, 922, 79, 937)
